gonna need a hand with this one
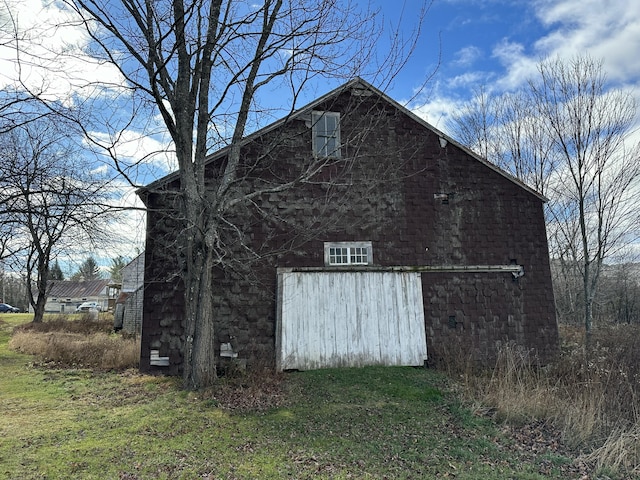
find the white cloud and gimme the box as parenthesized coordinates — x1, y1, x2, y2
(408, 94, 464, 134)
(87, 129, 177, 173)
(447, 71, 487, 89)
(490, 39, 539, 91)
(91, 164, 109, 176)
(532, 0, 640, 83)
(104, 183, 147, 261)
(524, 0, 640, 134)
(61, 182, 146, 273)
(453, 46, 482, 67)
(0, 0, 126, 103)
(414, 0, 640, 124)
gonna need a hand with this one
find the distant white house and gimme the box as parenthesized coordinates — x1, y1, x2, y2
(43, 279, 114, 313)
(114, 253, 144, 334)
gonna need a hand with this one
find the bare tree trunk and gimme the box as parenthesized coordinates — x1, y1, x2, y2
(584, 263, 593, 343)
(180, 160, 218, 387)
(33, 295, 46, 322)
(183, 237, 217, 389)
(31, 245, 61, 322)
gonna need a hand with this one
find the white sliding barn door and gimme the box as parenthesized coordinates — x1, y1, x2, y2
(277, 271, 427, 371)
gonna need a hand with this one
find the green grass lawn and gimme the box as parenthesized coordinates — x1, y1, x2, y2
(0, 316, 576, 480)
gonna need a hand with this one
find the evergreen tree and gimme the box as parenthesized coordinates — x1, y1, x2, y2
(48, 260, 64, 281)
(109, 256, 128, 283)
(74, 257, 102, 281)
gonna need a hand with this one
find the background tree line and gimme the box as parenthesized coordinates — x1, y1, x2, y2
(449, 55, 640, 331)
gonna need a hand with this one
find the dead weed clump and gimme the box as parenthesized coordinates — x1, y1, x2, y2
(552, 325, 640, 443)
(452, 323, 640, 476)
(584, 421, 640, 476)
(16, 314, 114, 335)
(201, 366, 289, 413)
(9, 315, 139, 370)
(481, 343, 556, 424)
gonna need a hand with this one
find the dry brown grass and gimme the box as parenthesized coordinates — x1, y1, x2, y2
(585, 421, 640, 475)
(481, 344, 556, 424)
(9, 315, 139, 370)
(553, 325, 640, 446)
(452, 323, 640, 477)
(15, 313, 114, 334)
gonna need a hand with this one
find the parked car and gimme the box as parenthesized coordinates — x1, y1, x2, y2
(75, 302, 102, 312)
(0, 303, 20, 313)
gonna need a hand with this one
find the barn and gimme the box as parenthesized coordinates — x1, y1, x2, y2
(138, 78, 558, 374)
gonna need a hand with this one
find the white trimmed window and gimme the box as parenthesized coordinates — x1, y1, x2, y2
(312, 111, 341, 158)
(324, 241, 372, 266)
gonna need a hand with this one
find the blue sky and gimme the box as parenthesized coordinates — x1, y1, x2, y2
(3, 0, 639, 157)
(2, 0, 640, 269)
(378, 0, 640, 132)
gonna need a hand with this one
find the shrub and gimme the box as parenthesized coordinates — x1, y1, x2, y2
(9, 315, 139, 370)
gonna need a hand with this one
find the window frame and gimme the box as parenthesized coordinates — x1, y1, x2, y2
(312, 111, 341, 158)
(324, 241, 373, 266)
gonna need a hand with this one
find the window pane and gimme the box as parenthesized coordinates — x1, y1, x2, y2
(350, 247, 368, 264)
(329, 247, 350, 265)
(325, 115, 337, 133)
(317, 116, 328, 136)
(320, 140, 329, 157)
(325, 137, 337, 155)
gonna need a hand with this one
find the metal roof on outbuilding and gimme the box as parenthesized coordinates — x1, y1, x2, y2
(47, 279, 110, 299)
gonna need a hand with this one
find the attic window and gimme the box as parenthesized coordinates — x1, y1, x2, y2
(324, 241, 372, 266)
(312, 111, 341, 158)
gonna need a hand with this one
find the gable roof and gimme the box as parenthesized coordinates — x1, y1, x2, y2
(47, 279, 110, 299)
(140, 78, 546, 202)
